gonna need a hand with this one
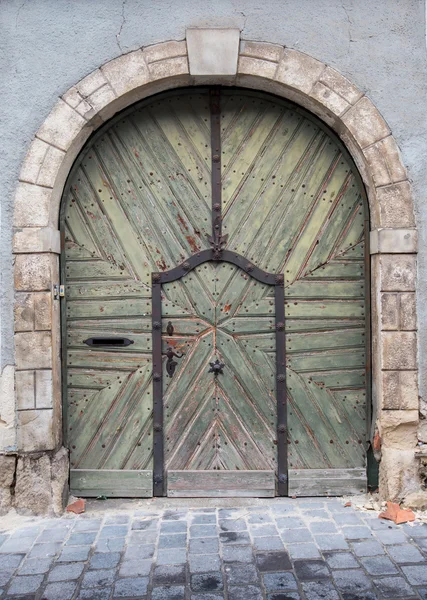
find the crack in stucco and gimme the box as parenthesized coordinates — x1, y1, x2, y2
(116, 0, 127, 53)
(15, 0, 30, 29)
(342, 3, 356, 47)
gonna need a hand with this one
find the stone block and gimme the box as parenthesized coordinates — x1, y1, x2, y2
(380, 410, 418, 449)
(187, 28, 240, 75)
(19, 138, 49, 184)
(318, 66, 363, 105)
(62, 86, 82, 109)
(14, 292, 34, 331)
(379, 448, 419, 501)
(342, 96, 390, 149)
(382, 371, 418, 410)
(144, 40, 187, 64)
(148, 56, 189, 81)
(15, 370, 35, 410)
(276, 49, 325, 94)
(14, 253, 53, 291)
(14, 183, 52, 228)
(237, 56, 277, 79)
(381, 293, 398, 330)
(310, 81, 350, 116)
(240, 40, 283, 63)
(37, 145, 66, 188)
(370, 228, 417, 254)
(76, 69, 107, 97)
(101, 50, 150, 96)
(376, 181, 415, 228)
(17, 409, 55, 452)
(0, 455, 16, 514)
(13, 227, 61, 254)
(37, 99, 87, 152)
(380, 255, 416, 291)
(51, 447, 69, 515)
(363, 136, 407, 187)
(35, 370, 53, 409)
(84, 85, 116, 115)
(15, 331, 52, 370)
(381, 331, 417, 370)
(0, 365, 17, 452)
(400, 293, 417, 330)
(34, 292, 52, 331)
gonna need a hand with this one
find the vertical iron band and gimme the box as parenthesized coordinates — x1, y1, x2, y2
(275, 280, 288, 496)
(152, 278, 164, 496)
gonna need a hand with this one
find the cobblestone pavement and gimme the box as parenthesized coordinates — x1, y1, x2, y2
(1, 498, 427, 600)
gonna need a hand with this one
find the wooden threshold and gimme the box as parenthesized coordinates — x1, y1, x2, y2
(70, 469, 153, 497)
(167, 470, 275, 497)
(288, 468, 367, 496)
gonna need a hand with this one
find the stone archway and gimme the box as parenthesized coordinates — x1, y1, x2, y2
(11, 29, 419, 512)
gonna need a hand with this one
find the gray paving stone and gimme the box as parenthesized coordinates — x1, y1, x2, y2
(27, 542, 61, 558)
(403, 523, 427, 537)
(152, 585, 186, 600)
(247, 513, 272, 524)
(267, 593, 300, 600)
(387, 543, 425, 563)
(280, 528, 313, 543)
(253, 537, 284, 551)
(341, 526, 373, 539)
(191, 572, 224, 592)
(314, 534, 348, 550)
(153, 564, 186, 585)
(228, 585, 263, 600)
(271, 504, 300, 515)
(191, 514, 216, 525)
(0, 534, 7, 547)
(249, 524, 279, 536)
(99, 525, 128, 538)
(219, 519, 247, 532)
(163, 510, 187, 521)
(263, 572, 298, 590)
(42, 581, 77, 600)
(7, 575, 43, 595)
(360, 555, 398, 575)
(0, 570, 15, 587)
(113, 576, 149, 597)
(275, 517, 305, 529)
(160, 520, 188, 533)
(95, 537, 126, 552)
(293, 559, 329, 580)
(218, 509, 240, 519)
(219, 531, 250, 545)
(256, 551, 292, 572)
(323, 552, 359, 569)
(105, 514, 130, 525)
(48, 562, 85, 581)
(333, 513, 363, 525)
(129, 530, 157, 545)
(38, 527, 71, 542)
(352, 540, 385, 557)
(57, 545, 91, 562)
(309, 521, 337, 534)
(364, 518, 399, 530)
(159, 533, 187, 548)
(341, 592, 377, 600)
(78, 589, 111, 600)
(124, 543, 154, 559)
(132, 518, 159, 531)
(66, 531, 97, 545)
(373, 575, 416, 598)
(418, 588, 427, 600)
(286, 543, 320, 559)
(73, 518, 102, 531)
(189, 537, 219, 554)
(190, 525, 217, 538)
(301, 580, 339, 600)
(333, 569, 373, 594)
(375, 529, 408, 545)
(18, 557, 52, 574)
(189, 554, 221, 573)
(191, 595, 224, 600)
(300, 509, 330, 519)
(119, 559, 152, 577)
(0, 554, 24, 569)
(0, 538, 35, 553)
(225, 563, 258, 584)
(415, 537, 427, 552)
(157, 548, 187, 565)
(82, 568, 116, 588)
(90, 551, 121, 569)
(222, 545, 253, 563)
(401, 564, 427, 585)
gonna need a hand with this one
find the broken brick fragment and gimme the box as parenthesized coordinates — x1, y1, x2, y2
(66, 498, 86, 514)
(379, 501, 415, 524)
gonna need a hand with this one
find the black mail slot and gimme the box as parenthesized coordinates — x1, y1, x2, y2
(83, 337, 134, 347)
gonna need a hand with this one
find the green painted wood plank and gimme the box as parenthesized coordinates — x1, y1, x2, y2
(70, 469, 153, 497)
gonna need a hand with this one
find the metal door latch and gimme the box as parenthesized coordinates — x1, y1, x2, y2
(53, 284, 65, 300)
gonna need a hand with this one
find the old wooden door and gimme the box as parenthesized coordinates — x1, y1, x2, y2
(62, 87, 369, 497)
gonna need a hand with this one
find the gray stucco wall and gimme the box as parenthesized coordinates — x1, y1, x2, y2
(1, 0, 427, 398)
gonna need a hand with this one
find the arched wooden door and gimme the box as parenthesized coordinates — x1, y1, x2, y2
(61, 88, 369, 498)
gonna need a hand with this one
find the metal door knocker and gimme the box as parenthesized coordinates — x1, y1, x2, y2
(163, 346, 185, 377)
